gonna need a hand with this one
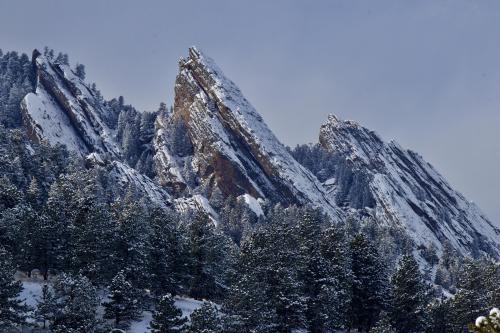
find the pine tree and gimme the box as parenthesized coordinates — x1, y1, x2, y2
(103, 271, 140, 328)
(292, 208, 352, 332)
(75, 63, 86, 80)
(111, 195, 151, 291)
(50, 273, 102, 333)
(317, 225, 353, 331)
(186, 212, 235, 300)
(389, 254, 431, 333)
(35, 284, 57, 329)
(149, 294, 187, 333)
(148, 209, 185, 297)
(370, 311, 396, 333)
(349, 233, 388, 332)
(449, 259, 499, 332)
(0, 247, 28, 328)
(187, 301, 222, 333)
(425, 297, 452, 333)
(222, 229, 279, 333)
(264, 207, 307, 332)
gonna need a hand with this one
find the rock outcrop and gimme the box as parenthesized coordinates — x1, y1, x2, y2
(21, 50, 119, 158)
(163, 47, 339, 217)
(319, 114, 500, 257)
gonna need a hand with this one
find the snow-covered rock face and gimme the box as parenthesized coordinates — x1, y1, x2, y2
(21, 49, 120, 158)
(319, 115, 500, 258)
(153, 110, 188, 194)
(20, 50, 172, 207)
(170, 47, 338, 216)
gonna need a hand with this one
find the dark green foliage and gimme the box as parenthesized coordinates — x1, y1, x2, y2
(187, 301, 222, 333)
(425, 298, 452, 333)
(448, 259, 499, 332)
(349, 233, 389, 332)
(389, 254, 431, 333)
(0, 50, 35, 127)
(111, 195, 152, 291)
(186, 212, 236, 300)
(103, 271, 140, 328)
(49, 273, 102, 333)
(0, 247, 28, 328)
(149, 294, 187, 333)
(148, 208, 187, 297)
(370, 311, 396, 333)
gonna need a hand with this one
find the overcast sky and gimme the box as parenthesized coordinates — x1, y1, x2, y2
(1, 0, 499, 224)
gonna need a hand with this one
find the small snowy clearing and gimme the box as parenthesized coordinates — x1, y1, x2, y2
(17, 276, 204, 333)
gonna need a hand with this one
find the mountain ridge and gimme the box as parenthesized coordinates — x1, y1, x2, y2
(19, 46, 499, 260)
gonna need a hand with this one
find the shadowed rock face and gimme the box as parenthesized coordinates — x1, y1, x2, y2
(169, 47, 339, 216)
(319, 114, 500, 257)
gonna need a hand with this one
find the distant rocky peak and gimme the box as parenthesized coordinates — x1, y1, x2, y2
(318, 114, 500, 259)
(319, 114, 385, 165)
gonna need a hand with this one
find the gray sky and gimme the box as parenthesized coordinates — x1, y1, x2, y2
(1, 0, 499, 224)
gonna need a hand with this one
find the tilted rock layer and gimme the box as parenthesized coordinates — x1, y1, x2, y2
(169, 47, 338, 216)
(319, 114, 500, 257)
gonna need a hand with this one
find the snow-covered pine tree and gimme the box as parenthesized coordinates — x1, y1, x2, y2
(259, 207, 307, 332)
(294, 207, 352, 332)
(148, 208, 185, 297)
(75, 63, 86, 80)
(103, 270, 140, 328)
(349, 233, 389, 332)
(50, 273, 102, 333)
(186, 212, 235, 300)
(111, 194, 151, 291)
(186, 301, 222, 333)
(389, 254, 431, 333)
(222, 227, 279, 333)
(449, 259, 499, 332)
(318, 225, 353, 331)
(149, 294, 187, 333)
(35, 284, 57, 329)
(0, 247, 28, 329)
(425, 297, 452, 333)
(370, 311, 396, 333)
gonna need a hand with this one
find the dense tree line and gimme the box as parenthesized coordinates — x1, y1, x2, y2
(0, 49, 35, 128)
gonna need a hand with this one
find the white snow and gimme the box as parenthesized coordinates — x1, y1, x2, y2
(21, 89, 88, 153)
(17, 277, 203, 333)
(240, 194, 264, 216)
(25, 54, 120, 157)
(320, 114, 500, 258)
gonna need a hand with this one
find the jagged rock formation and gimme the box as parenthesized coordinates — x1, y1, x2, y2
(19, 46, 499, 259)
(153, 110, 189, 194)
(161, 47, 339, 218)
(319, 114, 500, 257)
(21, 50, 171, 207)
(21, 50, 119, 158)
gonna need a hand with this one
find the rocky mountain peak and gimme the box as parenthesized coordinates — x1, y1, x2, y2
(162, 46, 339, 216)
(319, 114, 385, 166)
(318, 115, 500, 258)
